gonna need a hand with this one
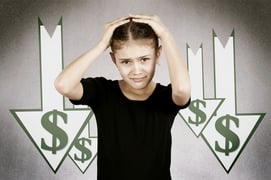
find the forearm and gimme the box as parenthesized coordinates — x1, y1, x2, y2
(54, 43, 104, 95)
(55, 16, 129, 97)
(161, 32, 191, 105)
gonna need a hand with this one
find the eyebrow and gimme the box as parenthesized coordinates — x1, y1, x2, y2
(118, 55, 151, 61)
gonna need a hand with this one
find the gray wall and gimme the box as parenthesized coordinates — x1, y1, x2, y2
(1, 0, 270, 179)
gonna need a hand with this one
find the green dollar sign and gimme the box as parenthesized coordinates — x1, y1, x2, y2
(188, 99, 207, 126)
(215, 114, 240, 156)
(40, 109, 68, 154)
(74, 137, 92, 163)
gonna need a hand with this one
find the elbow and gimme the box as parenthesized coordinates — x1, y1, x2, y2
(172, 85, 191, 106)
(54, 77, 70, 96)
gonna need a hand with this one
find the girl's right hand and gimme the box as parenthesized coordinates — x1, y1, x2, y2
(97, 16, 130, 51)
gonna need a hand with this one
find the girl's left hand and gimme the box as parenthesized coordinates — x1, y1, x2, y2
(129, 14, 169, 39)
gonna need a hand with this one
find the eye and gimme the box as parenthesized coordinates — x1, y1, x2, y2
(121, 60, 131, 65)
(141, 58, 150, 63)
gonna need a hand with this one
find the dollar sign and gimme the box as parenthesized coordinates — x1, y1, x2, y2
(40, 109, 68, 154)
(188, 99, 207, 126)
(74, 138, 92, 163)
(215, 114, 240, 156)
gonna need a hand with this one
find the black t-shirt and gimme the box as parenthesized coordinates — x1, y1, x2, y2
(70, 77, 190, 180)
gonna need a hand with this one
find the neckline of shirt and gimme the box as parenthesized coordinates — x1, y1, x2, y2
(114, 80, 160, 103)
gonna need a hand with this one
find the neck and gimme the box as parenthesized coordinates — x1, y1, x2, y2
(119, 80, 156, 101)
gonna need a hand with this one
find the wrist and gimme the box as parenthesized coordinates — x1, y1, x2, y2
(96, 40, 109, 52)
(159, 30, 173, 42)
(83, 43, 105, 61)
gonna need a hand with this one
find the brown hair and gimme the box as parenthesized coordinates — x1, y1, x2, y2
(110, 20, 159, 52)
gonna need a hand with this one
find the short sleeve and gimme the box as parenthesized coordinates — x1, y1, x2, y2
(177, 96, 191, 109)
(70, 77, 106, 107)
(162, 84, 191, 114)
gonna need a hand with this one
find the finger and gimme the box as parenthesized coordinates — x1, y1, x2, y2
(129, 14, 156, 20)
(131, 18, 153, 25)
(108, 16, 130, 25)
(112, 19, 130, 28)
(131, 18, 158, 32)
(131, 18, 166, 38)
(105, 18, 130, 31)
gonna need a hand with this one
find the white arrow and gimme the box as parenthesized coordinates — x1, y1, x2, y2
(202, 31, 265, 173)
(179, 45, 223, 137)
(10, 18, 93, 173)
(68, 114, 98, 173)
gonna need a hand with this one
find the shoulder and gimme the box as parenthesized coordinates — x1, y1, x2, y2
(81, 77, 115, 87)
(70, 77, 117, 106)
(154, 83, 190, 109)
(81, 77, 119, 96)
(82, 76, 109, 83)
(151, 83, 172, 103)
(155, 83, 172, 94)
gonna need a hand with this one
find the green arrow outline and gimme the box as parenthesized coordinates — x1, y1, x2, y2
(70, 151, 97, 174)
(178, 44, 225, 137)
(69, 136, 98, 174)
(68, 119, 98, 174)
(201, 30, 266, 173)
(9, 17, 94, 173)
(10, 109, 93, 173)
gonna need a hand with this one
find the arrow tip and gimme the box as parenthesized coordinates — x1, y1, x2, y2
(38, 17, 43, 26)
(58, 17, 63, 25)
(212, 29, 217, 37)
(230, 29, 235, 37)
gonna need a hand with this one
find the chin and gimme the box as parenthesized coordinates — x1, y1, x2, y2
(129, 80, 151, 90)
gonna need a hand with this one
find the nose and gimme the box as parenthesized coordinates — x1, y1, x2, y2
(132, 62, 142, 75)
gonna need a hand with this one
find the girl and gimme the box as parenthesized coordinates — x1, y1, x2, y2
(55, 14, 191, 180)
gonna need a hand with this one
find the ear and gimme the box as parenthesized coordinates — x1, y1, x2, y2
(155, 45, 162, 65)
(110, 52, 116, 64)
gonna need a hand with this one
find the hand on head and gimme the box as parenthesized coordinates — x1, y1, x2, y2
(98, 14, 167, 51)
(128, 14, 168, 38)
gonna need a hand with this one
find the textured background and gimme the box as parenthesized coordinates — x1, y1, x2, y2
(0, 0, 270, 179)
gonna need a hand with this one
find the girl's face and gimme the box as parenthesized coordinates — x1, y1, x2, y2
(111, 39, 161, 90)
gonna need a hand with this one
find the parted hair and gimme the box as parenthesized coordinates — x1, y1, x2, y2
(111, 19, 159, 51)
